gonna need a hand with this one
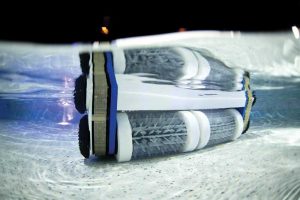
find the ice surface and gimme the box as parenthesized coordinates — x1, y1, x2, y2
(0, 32, 300, 199)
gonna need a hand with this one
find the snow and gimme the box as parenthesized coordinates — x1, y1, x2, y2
(0, 121, 299, 199)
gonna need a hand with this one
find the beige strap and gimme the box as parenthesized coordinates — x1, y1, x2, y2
(243, 76, 253, 131)
(92, 52, 108, 156)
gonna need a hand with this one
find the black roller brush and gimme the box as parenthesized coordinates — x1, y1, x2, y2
(78, 115, 90, 158)
(73, 74, 87, 114)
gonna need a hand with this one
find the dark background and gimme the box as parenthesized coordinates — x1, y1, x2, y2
(1, 2, 300, 43)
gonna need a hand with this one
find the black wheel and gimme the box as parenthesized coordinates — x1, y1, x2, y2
(79, 115, 90, 158)
(79, 53, 90, 75)
(74, 75, 87, 114)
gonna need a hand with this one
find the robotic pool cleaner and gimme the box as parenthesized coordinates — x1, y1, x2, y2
(74, 42, 255, 162)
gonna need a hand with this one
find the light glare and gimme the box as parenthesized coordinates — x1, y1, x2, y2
(101, 26, 109, 35)
(292, 26, 299, 39)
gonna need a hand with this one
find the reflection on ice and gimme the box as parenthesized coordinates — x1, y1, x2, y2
(261, 129, 300, 146)
(57, 76, 75, 125)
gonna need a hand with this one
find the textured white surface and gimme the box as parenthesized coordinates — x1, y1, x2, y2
(0, 121, 299, 199)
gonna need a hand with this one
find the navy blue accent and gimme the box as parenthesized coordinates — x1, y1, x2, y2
(237, 77, 247, 118)
(237, 107, 245, 117)
(241, 78, 245, 90)
(105, 52, 118, 155)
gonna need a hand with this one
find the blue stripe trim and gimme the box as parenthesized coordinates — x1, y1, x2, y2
(241, 78, 245, 90)
(237, 78, 247, 118)
(239, 78, 248, 119)
(105, 52, 118, 155)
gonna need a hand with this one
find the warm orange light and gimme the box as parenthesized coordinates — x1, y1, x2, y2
(101, 26, 109, 35)
(178, 27, 186, 32)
